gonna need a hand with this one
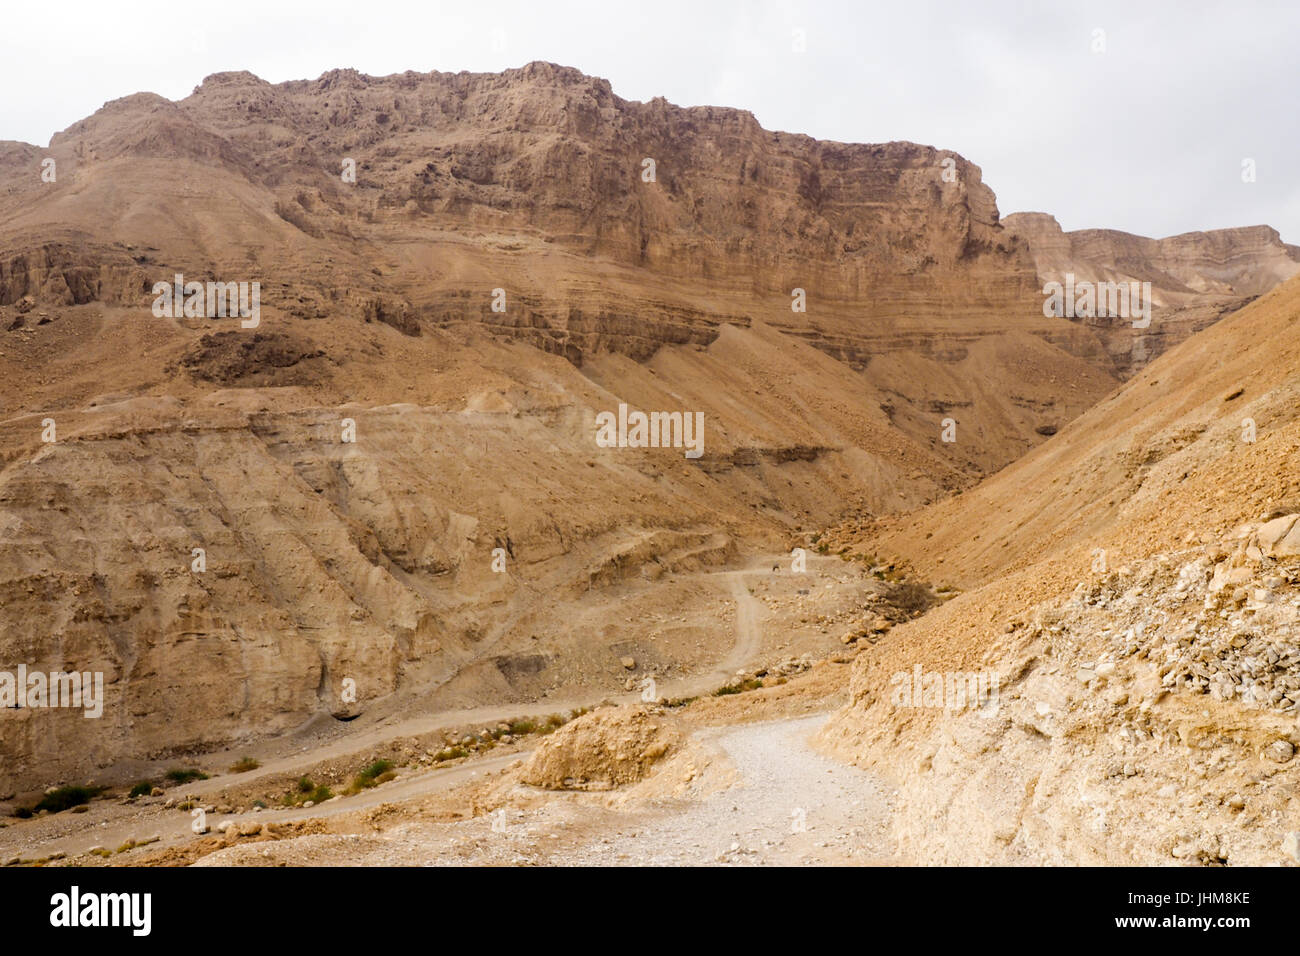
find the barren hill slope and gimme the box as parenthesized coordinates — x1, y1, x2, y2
(0, 63, 1293, 798)
(0, 63, 1118, 792)
(822, 273, 1300, 864)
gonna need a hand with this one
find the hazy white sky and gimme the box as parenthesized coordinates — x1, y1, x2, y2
(3, 0, 1295, 241)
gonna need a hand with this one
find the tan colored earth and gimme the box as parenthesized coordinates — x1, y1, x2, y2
(1, 63, 1297, 867)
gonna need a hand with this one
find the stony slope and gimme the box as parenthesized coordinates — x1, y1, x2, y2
(1004, 211, 1300, 377)
(821, 273, 1300, 865)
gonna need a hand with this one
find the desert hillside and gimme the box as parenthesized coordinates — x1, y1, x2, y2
(820, 271, 1300, 864)
(0, 63, 1294, 808)
(1004, 211, 1300, 377)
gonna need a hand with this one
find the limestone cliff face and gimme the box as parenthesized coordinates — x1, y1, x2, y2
(182, 63, 1027, 292)
(6, 67, 1294, 372)
(1004, 212, 1300, 376)
(3, 62, 1046, 365)
(0, 243, 146, 308)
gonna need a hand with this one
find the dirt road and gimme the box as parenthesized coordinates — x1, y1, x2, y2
(189, 713, 901, 866)
(547, 714, 901, 866)
(2, 554, 830, 863)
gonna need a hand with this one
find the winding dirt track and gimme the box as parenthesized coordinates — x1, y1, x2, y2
(2, 556, 789, 862)
(191, 713, 903, 866)
(544, 714, 901, 866)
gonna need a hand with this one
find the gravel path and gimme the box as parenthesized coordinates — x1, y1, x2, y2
(550, 713, 901, 865)
(187, 712, 902, 866)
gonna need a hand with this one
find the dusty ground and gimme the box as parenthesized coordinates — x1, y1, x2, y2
(0, 550, 891, 866)
(4, 63, 1298, 869)
(188, 714, 900, 867)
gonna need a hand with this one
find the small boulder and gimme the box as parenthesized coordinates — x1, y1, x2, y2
(1255, 514, 1299, 555)
(1283, 831, 1300, 863)
(521, 707, 682, 790)
(1266, 739, 1295, 763)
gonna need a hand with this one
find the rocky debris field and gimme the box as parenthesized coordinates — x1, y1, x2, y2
(825, 515, 1300, 866)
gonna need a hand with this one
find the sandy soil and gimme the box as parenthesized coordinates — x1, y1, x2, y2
(0, 551, 882, 865)
(185, 713, 900, 866)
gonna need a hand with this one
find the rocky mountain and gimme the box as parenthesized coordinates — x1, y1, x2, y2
(0, 62, 1293, 794)
(1004, 211, 1300, 377)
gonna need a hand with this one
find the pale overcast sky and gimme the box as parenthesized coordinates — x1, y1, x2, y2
(2, 0, 1295, 241)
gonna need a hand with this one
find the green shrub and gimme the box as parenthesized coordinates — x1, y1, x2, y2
(128, 781, 153, 798)
(165, 768, 208, 785)
(33, 785, 107, 814)
(359, 759, 392, 781)
(712, 678, 763, 697)
(347, 759, 398, 794)
(283, 779, 333, 806)
(536, 713, 566, 735)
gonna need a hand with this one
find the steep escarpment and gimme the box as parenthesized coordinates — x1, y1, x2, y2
(0, 63, 1130, 469)
(3, 63, 1055, 369)
(1005, 212, 1300, 377)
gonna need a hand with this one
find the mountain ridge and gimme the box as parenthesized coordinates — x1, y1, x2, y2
(0, 62, 1293, 795)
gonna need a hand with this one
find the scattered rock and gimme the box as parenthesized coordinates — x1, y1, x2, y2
(1284, 832, 1300, 863)
(521, 706, 683, 790)
(1265, 740, 1295, 763)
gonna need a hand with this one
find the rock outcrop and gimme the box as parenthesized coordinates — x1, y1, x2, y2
(1004, 212, 1300, 376)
